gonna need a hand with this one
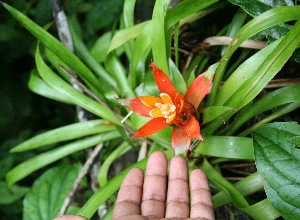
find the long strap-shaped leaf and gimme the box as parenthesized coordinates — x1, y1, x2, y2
(6, 131, 120, 186)
(204, 18, 300, 134)
(2, 2, 106, 95)
(11, 120, 116, 152)
(224, 85, 300, 135)
(35, 43, 122, 126)
(209, 6, 300, 105)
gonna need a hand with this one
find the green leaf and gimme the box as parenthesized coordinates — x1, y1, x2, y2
(70, 26, 117, 89)
(107, 21, 150, 53)
(217, 20, 300, 109)
(35, 43, 121, 126)
(0, 182, 29, 205)
(240, 198, 281, 220)
(11, 120, 116, 152)
(84, 0, 123, 32)
(28, 69, 75, 105)
(224, 85, 300, 135)
(194, 136, 254, 160)
(1, 2, 104, 94)
(165, 0, 220, 28)
(6, 131, 120, 186)
(209, 5, 300, 106)
(202, 106, 236, 124)
(200, 159, 249, 208)
(213, 172, 263, 208)
(169, 59, 187, 95)
(98, 142, 131, 187)
(105, 54, 135, 97)
(228, 0, 294, 17)
(206, 18, 300, 133)
(90, 32, 112, 63)
(128, 22, 152, 87)
(23, 163, 81, 220)
(253, 122, 300, 219)
(152, 0, 169, 75)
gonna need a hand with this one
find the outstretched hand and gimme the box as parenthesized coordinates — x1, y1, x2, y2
(112, 151, 214, 220)
(55, 151, 214, 220)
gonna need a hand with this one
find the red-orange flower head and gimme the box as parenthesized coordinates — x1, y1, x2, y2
(122, 62, 218, 155)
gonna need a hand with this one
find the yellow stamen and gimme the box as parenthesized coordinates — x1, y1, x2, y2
(149, 93, 177, 123)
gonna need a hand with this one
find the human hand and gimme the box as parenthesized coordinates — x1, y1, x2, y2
(112, 151, 214, 220)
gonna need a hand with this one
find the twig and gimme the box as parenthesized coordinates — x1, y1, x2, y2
(137, 141, 147, 161)
(203, 36, 267, 49)
(59, 143, 104, 216)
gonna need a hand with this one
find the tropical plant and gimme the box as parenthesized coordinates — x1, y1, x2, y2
(1, 0, 300, 219)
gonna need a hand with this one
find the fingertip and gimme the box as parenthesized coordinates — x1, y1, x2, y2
(149, 151, 167, 162)
(169, 156, 188, 180)
(190, 169, 209, 190)
(53, 215, 88, 220)
(146, 151, 168, 176)
(121, 167, 144, 187)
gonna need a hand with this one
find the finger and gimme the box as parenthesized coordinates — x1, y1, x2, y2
(54, 215, 88, 220)
(141, 151, 168, 218)
(118, 215, 160, 220)
(112, 168, 144, 220)
(190, 169, 214, 220)
(165, 156, 189, 218)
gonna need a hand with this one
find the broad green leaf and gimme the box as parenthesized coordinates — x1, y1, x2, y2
(194, 136, 254, 160)
(253, 122, 300, 219)
(228, 0, 294, 17)
(23, 163, 81, 220)
(224, 85, 300, 135)
(28, 69, 75, 105)
(35, 44, 121, 126)
(6, 131, 120, 186)
(11, 120, 116, 152)
(2, 3, 104, 94)
(0, 182, 29, 205)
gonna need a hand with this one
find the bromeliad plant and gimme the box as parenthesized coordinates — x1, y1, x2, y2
(2, 0, 300, 219)
(122, 62, 218, 156)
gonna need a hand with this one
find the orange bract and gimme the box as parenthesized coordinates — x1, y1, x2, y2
(121, 62, 216, 156)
